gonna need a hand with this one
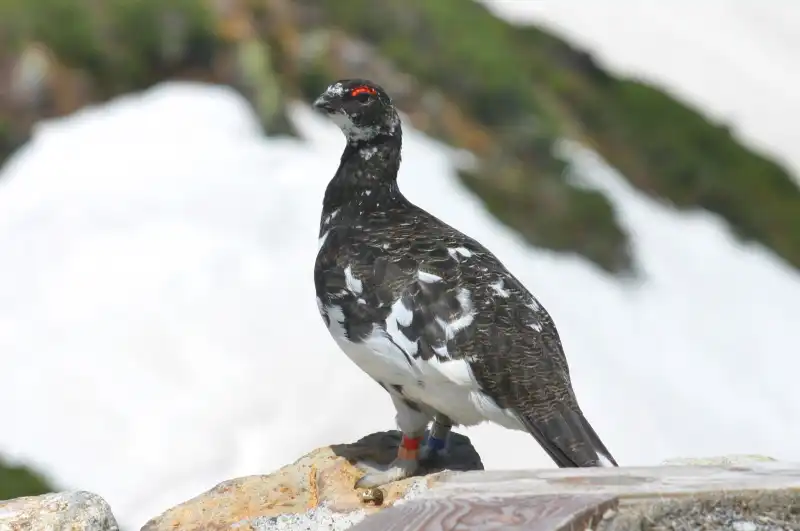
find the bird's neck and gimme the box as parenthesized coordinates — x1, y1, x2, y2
(322, 134, 404, 217)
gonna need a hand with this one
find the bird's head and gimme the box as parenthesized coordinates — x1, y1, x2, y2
(312, 79, 400, 144)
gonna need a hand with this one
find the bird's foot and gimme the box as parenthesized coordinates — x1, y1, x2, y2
(354, 434, 422, 488)
(354, 457, 419, 488)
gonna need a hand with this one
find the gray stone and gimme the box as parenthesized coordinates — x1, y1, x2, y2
(141, 430, 481, 531)
(349, 455, 800, 530)
(0, 491, 119, 531)
(597, 490, 800, 531)
(424, 454, 800, 501)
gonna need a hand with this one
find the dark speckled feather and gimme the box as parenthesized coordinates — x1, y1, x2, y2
(312, 79, 617, 469)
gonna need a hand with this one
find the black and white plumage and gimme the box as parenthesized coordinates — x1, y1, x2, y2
(312, 79, 617, 487)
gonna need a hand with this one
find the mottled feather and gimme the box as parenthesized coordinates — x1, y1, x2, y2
(312, 78, 617, 469)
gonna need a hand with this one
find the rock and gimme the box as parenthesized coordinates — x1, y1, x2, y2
(140, 430, 482, 531)
(0, 491, 119, 531)
(349, 454, 800, 531)
(0, 456, 56, 501)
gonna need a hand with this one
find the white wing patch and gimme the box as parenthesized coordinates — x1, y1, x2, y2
(384, 298, 418, 357)
(490, 279, 510, 297)
(324, 301, 421, 383)
(389, 297, 413, 327)
(318, 208, 340, 250)
(344, 265, 363, 294)
(417, 270, 442, 283)
(318, 230, 330, 251)
(525, 300, 543, 331)
(448, 246, 473, 260)
(322, 290, 527, 431)
(435, 288, 475, 341)
(425, 355, 476, 386)
(322, 209, 340, 228)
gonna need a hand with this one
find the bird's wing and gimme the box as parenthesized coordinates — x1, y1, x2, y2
(317, 226, 617, 467)
(438, 251, 619, 468)
(368, 237, 619, 468)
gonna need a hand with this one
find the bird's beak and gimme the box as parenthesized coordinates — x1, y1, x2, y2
(312, 93, 337, 114)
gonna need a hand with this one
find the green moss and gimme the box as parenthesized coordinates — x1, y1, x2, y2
(319, 0, 557, 134)
(5, 0, 796, 272)
(105, 0, 218, 90)
(460, 169, 631, 272)
(603, 79, 800, 265)
(0, 0, 106, 76)
(511, 24, 800, 269)
(0, 121, 13, 168)
(0, 0, 219, 95)
(0, 457, 56, 501)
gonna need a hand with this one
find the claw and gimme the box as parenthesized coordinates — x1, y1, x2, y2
(354, 458, 419, 488)
(354, 433, 424, 488)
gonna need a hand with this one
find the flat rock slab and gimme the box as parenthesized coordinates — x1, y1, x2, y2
(349, 493, 619, 531)
(426, 457, 800, 501)
(352, 455, 800, 531)
(0, 491, 119, 531)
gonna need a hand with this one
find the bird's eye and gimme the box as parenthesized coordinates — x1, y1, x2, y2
(350, 86, 376, 103)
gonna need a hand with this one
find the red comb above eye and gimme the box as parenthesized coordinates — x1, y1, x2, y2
(350, 86, 377, 97)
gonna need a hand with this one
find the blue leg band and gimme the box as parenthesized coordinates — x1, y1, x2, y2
(427, 435, 446, 452)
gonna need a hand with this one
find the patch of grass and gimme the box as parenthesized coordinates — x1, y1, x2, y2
(5, 0, 797, 271)
(460, 168, 630, 272)
(510, 23, 800, 269)
(0, 457, 56, 501)
(0, 0, 219, 95)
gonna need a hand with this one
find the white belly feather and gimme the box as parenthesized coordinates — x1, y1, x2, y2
(319, 299, 526, 431)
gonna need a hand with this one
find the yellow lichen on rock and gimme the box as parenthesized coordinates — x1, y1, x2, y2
(140, 430, 482, 531)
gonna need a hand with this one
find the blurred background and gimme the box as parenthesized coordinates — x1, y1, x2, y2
(1, 0, 799, 529)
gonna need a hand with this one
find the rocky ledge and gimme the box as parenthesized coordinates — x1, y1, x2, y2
(1, 434, 798, 531)
(140, 430, 483, 530)
(355, 454, 800, 531)
(0, 490, 119, 531)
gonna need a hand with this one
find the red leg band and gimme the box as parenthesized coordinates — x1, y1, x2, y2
(400, 435, 422, 450)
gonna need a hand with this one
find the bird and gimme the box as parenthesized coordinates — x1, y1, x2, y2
(312, 78, 618, 488)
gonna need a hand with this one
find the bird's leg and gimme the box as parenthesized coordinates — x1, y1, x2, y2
(355, 394, 431, 488)
(419, 413, 452, 464)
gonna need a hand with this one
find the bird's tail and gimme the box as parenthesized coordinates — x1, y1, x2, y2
(520, 404, 618, 468)
(578, 411, 618, 467)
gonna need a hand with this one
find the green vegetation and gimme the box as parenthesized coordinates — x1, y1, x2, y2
(1, 0, 797, 272)
(311, 0, 632, 273)
(511, 25, 800, 270)
(0, 0, 219, 96)
(311, 0, 800, 273)
(0, 457, 55, 500)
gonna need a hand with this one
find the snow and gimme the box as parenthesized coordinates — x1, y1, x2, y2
(481, 0, 800, 179)
(0, 81, 798, 530)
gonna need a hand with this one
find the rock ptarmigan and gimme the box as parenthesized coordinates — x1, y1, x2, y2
(312, 79, 618, 488)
